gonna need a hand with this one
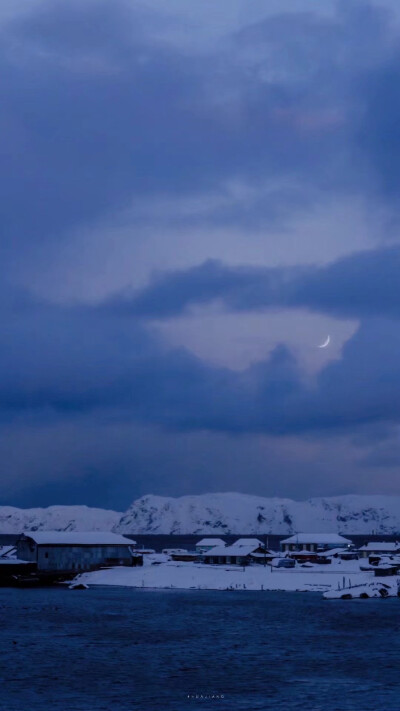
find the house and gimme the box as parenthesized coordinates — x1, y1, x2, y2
(203, 543, 257, 565)
(162, 548, 199, 562)
(373, 563, 400, 577)
(234, 538, 263, 548)
(288, 550, 319, 563)
(202, 541, 271, 566)
(195, 538, 226, 553)
(16, 532, 137, 576)
(358, 542, 400, 559)
(280, 533, 352, 553)
(317, 547, 358, 561)
(246, 548, 276, 565)
(170, 551, 199, 562)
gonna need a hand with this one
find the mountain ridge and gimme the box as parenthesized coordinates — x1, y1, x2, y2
(1, 493, 400, 535)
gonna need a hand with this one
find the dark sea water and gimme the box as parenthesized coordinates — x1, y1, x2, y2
(0, 587, 399, 711)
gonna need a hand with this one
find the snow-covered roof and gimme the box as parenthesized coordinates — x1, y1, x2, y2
(0, 558, 32, 565)
(374, 563, 399, 570)
(359, 542, 399, 552)
(196, 538, 226, 546)
(0, 546, 16, 558)
(319, 547, 349, 557)
(234, 538, 262, 547)
(374, 555, 400, 563)
(280, 533, 352, 545)
(203, 543, 260, 557)
(19, 532, 135, 546)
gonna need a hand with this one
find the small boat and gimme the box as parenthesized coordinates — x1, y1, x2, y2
(69, 582, 89, 590)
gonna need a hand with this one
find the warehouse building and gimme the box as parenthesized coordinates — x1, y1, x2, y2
(16, 531, 138, 576)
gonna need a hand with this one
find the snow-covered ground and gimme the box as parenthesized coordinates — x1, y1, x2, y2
(77, 557, 390, 594)
(324, 579, 399, 599)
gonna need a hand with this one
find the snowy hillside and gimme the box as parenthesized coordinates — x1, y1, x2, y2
(0, 505, 122, 533)
(2, 493, 400, 534)
(115, 493, 400, 535)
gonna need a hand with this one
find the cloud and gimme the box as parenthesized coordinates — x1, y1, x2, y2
(107, 244, 400, 320)
(0, 0, 397, 281)
(357, 53, 400, 201)
(1, 0, 400, 505)
(0, 288, 400, 440)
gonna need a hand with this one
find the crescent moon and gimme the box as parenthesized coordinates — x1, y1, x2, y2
(318, 335, 330, 349)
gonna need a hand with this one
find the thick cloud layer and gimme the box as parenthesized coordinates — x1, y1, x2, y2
(111, 245, 400, 320)
(1, 288, 400, 438)
(1, 0, 400, 506)
(0, 0, 397, 271)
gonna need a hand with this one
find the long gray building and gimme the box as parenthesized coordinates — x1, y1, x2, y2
(17, 531, 137, 575)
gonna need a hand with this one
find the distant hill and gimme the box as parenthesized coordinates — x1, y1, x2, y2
(0, 505, 121, 533)
(115, 493, 400, 535)
(1, 493, 400, 535)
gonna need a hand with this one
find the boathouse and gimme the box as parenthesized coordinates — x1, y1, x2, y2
(16, 532, 137, 575)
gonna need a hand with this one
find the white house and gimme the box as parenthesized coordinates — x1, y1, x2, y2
(280, 533, 352, 553)
(202, 541, 273, 566)
(234, 538, 263, 548)
(358, 542, 400, 558)
(202, 543, 258, 566)
(195, 538, 226, 553)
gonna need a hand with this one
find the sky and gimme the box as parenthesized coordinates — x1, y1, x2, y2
(1, 0, 400, 509)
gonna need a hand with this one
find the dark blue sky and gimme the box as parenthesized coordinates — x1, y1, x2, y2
(1, 0, 400, 509)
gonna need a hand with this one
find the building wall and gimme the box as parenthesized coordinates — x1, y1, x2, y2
(205, 555, 247, 565)
(17, 540, 37, 563)
(17, 541, 133, 572)
(282, 542, 342, 552)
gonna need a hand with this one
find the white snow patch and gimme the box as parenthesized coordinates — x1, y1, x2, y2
(77, 558, 376, 593)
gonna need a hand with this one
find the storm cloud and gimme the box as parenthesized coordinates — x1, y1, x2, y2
(1, 289, 400, 440)
(109, 244, 400, 321)
(1, 0, 400, 506)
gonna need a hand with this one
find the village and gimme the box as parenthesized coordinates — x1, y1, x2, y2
(1, 530, 400, 599)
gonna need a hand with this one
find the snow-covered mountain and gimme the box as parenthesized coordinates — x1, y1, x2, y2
(2, 493, 400, 534)
(0, 505, 122, 533)
(115, 493, 400, 535)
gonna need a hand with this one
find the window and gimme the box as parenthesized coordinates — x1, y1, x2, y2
(44, 552, 49, 559)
